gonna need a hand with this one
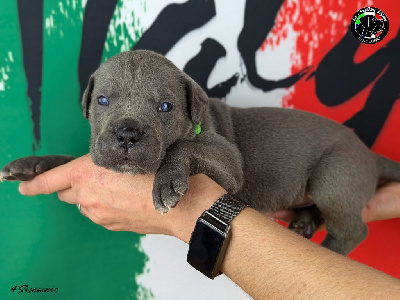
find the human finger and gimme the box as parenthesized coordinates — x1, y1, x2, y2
(57, 188, 79, 205)
(18, 159, 78, 196)
(363, 182, 400, 222)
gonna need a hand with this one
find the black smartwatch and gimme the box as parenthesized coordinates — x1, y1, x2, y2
(187, 194, 249, 279)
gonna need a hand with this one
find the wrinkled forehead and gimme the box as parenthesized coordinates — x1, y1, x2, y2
(93, 53, 183, 99)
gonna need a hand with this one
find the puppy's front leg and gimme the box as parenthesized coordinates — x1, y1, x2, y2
(153, 133, 243, 213)
(1, 155, 75, 182)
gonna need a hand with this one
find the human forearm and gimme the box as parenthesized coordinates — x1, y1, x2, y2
(168, 183, 400, 299)
(216, 209, 400, 299)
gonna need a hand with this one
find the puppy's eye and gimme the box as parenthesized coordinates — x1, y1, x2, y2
(98, 96, 109, 106)
(159, 102, 173, 112)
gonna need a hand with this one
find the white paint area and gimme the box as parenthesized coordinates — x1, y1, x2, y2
(133, 0, 295, 109)
(228, 22, 298, 108)
(136, 235, 251, 300)
(0, 52, 13, 93)
(166, 0, 246, 83)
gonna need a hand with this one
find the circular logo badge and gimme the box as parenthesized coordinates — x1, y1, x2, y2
(351, 7, 389, 44)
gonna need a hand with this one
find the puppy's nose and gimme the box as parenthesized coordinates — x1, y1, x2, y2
(115, 127, 143, 149)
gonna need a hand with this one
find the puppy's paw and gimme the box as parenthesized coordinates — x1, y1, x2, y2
(1, 155, 74, 182)
(288, 204, 324, 239)
(288, 215, 316, 239)
(152, 170, 189, 214)
(1, 157, 46, 181)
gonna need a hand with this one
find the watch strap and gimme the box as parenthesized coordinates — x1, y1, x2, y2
(208, 194, 250, 223)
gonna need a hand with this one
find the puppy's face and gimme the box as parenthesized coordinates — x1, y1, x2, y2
(82, 50, 208, 174)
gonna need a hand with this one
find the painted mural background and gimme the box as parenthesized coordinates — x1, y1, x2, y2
(0, 0, 399, 299)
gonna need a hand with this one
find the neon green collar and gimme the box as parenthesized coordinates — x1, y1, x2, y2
(195, 122, 202, 135)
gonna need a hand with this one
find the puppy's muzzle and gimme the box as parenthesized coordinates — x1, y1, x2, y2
(115, 126, 144, 149)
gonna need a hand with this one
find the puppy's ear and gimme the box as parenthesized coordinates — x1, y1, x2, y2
(82, 75, 94, 119)
(183, 74, 209, 124)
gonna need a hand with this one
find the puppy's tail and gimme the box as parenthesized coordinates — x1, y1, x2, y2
(375, 154, 400, 182)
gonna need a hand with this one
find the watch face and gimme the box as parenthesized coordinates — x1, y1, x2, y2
(351, 7, 389, 44)
(187, 219, 227, 278)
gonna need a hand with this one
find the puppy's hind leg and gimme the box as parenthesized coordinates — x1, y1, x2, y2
(307, 148, 376, 255)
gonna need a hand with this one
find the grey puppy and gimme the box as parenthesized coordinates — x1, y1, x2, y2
(2, 50, 400, 255)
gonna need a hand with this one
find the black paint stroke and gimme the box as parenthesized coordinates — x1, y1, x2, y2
(238, 0, 310, 92)
(183, 38, 239, 98)
(17, 0, 43, 152)
(78, 0, 118, 100)
(133, 0, 216, 55)
(344, 30, 400, 147)
(314, 26, 390, 106)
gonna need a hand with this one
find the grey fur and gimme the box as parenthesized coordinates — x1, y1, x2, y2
(2, 50, 400, 255)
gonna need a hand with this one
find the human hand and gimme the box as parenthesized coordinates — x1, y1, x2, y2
(18, 155, 226, 243)
(362, 182, 400, 222)
(267, 182, 400, 229)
